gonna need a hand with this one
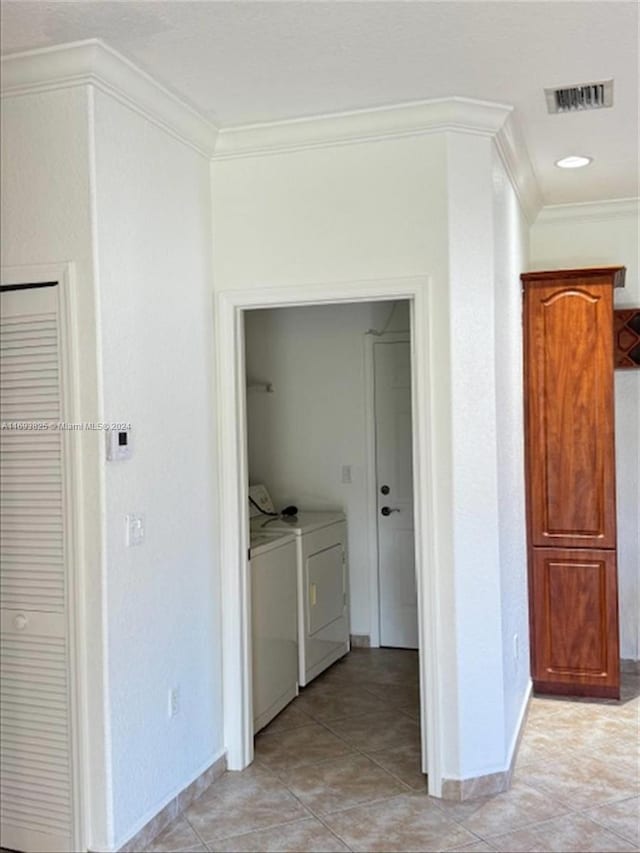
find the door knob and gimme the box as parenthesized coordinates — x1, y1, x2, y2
(380, 485, 390, 495)
(381, 506, 400, 516)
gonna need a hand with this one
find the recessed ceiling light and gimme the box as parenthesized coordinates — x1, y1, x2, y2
(555, 155, 593, 169)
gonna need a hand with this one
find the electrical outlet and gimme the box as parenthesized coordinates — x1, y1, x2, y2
(513, 633, 519, 661)
(168, 686, 180, 718)
(341, 465, 352, 484)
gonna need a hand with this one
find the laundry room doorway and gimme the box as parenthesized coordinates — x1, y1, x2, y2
(215, 276, 444, 798)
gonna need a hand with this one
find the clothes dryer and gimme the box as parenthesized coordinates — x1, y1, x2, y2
(251, 512, 350, 685)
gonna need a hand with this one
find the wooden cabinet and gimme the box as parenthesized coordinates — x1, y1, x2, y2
(529, 548, 620, 696)
(522, 267, 624, 698)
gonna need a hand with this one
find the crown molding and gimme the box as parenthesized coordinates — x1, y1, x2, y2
(215, 96, 512, 158)
(1, 41, 542, 221)
(493, 112, 543, 224)
(215, 96, 542, 223)
(534, 198, 640, 225)
(1, 39, 219, 157)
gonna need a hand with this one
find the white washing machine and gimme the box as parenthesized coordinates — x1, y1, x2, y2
(251, 512, 350, 686)
(250, 531, 298, 733)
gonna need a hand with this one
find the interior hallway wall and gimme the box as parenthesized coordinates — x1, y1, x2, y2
(2, 79, 223, 851)
(211, 133, 469, 781)
(0, 86, 111, 848)
(530, 202, 640, 660)
(245, 301, 410, 637)
(492, 149, 531, 755)
(212, 129, 530, 783)
(93, 90, 222, 848)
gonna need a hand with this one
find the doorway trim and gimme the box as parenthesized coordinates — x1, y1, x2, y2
(363, 330, 411, 650)
(216, 275, 443, 797)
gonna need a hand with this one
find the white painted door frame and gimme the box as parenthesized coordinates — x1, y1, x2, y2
(216, 275, 443, 797)
(363, 330, 411, 650)
(1, 262, 87, 853)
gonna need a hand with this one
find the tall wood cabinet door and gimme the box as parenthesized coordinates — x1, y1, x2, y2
(524, 279, 616, 549)
(530, 548, 620, 697)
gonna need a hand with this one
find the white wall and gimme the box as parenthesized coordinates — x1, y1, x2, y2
(92, 91, 222, 848)
(212, 131, 529, 783)
(1, 83, 223, 850)
(0, 87, 111, 848)
(446, 133, 521, 778)
(245, 300, 409, 636)
(492, 150, 531, 755)
(211, 136, 450, 289)
(531, 203, 640, 660)
(212, 134, 465, 781)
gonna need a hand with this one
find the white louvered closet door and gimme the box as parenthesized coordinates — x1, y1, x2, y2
(0, 284, 74, 853)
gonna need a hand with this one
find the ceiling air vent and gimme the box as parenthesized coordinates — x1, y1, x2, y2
(545, 80, 613, 114)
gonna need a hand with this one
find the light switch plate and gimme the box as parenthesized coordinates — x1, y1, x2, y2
(126, 514, 145, 547)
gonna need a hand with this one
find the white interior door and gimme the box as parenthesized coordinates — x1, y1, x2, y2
(0, 284, 75, 853)
(374, 339, 418, 648)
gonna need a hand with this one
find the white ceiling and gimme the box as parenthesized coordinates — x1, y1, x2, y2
(2, 1, 638, 205)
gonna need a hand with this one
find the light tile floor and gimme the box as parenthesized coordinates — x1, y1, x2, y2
(142, 649, 639, 852)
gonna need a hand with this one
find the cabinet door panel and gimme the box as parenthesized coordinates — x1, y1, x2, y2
(525, 279, 616, 548)
(530, 548, 619, 697)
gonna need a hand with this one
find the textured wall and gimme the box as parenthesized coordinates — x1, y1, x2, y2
(0, 87, 111, 849)
(446, 133, 509, 777)
(492, 149, 531, 757)
(212, 131, 531, 781)
(93, 91, 222, 847)
(212, 133, 466, 777)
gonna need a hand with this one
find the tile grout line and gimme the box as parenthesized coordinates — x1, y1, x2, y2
(314, 709, 430, 801)
(290, 784, 492, 853)
(186, 674, 634, 850)
(190, 811, 342, 850)
(181, 810, 213, 851)
(176, 762, 317, 851)
(264, 678, 420, 733)
(318, 716, 421, 794)
(263, 724, 418, 818)
(258, 696, 421, 780)
(270, 715, 485, 853)
(512, 747, 629, 803)
(181, 743, 406, 851)
(435, 778, 577, 835)
(278, 782, 358, 852)
(156, 663, 638, 851)
(205, 694, 636, 849)
(253, 665, 425, 849)
(512, 771, 639, 817)
(364, 748, 426, 792)
(254, 663, 450, 848)
(470, 803, 640, 848)
(571, 795, 640, 848)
